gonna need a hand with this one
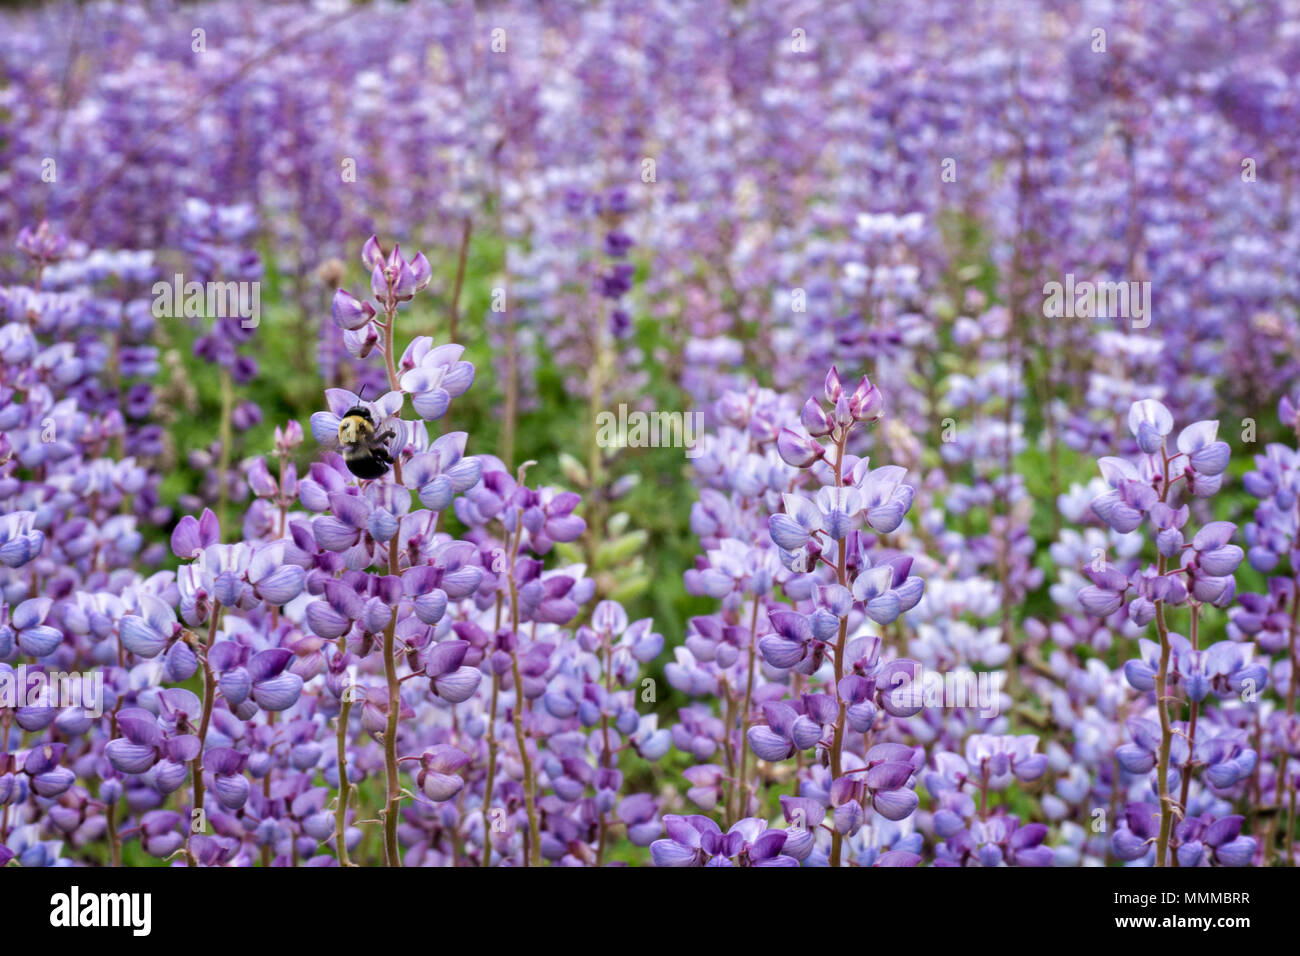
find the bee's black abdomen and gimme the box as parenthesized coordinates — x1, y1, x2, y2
(344, 448, 391, 479)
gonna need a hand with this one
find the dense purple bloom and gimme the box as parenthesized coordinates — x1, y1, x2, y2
(4, 2, 1300, 874)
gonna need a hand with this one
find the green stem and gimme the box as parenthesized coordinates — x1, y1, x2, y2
(480, 594, 505, 866)
(372, 283, 408, 868)
(334, 676, 354, 867)
(381, 540, 402, 867)
(380, 639, 402, 864)
(722, 692, 738, 827)
(188, 604, 221, 866)
(596, 634, 614, 865)
(506, 521, 541, 866)
(480, 672, 502, 866)
(106, 706, 122, 867)
(828, 430, 849, 868)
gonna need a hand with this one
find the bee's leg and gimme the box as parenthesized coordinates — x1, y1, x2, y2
(375, 445, 395, 465)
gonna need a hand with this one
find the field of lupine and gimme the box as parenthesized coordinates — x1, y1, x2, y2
(2, 0, 1299, 871)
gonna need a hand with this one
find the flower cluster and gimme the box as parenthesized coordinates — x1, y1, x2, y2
(7, 0, 1300, 872)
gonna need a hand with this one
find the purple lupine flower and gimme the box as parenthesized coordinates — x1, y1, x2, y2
(417, 745, 470, 801)
(616, 793, 662, 846)
(424, 639, 482, 703)
(248, 648, 304, 711)
(651, 815, 798, 867)
(1175, 815, 1256, 867)
(747, 701, 822, 762)
(0, 512, 44, 568)
(404, 432, 482, 511)
(331, 289, 376, 331)
(4, 598, 62, 658)
(398, 341, 476, 422)
(205, 747, 251, 810)
(681, 764, 726, 810)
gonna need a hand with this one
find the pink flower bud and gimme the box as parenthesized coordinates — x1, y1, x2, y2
(777, 428, 825, 468)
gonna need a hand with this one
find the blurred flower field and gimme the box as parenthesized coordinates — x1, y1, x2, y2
(2, 0, 1300, 869)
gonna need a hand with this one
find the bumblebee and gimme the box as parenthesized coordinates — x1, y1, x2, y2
(338, 403, 396, 479)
